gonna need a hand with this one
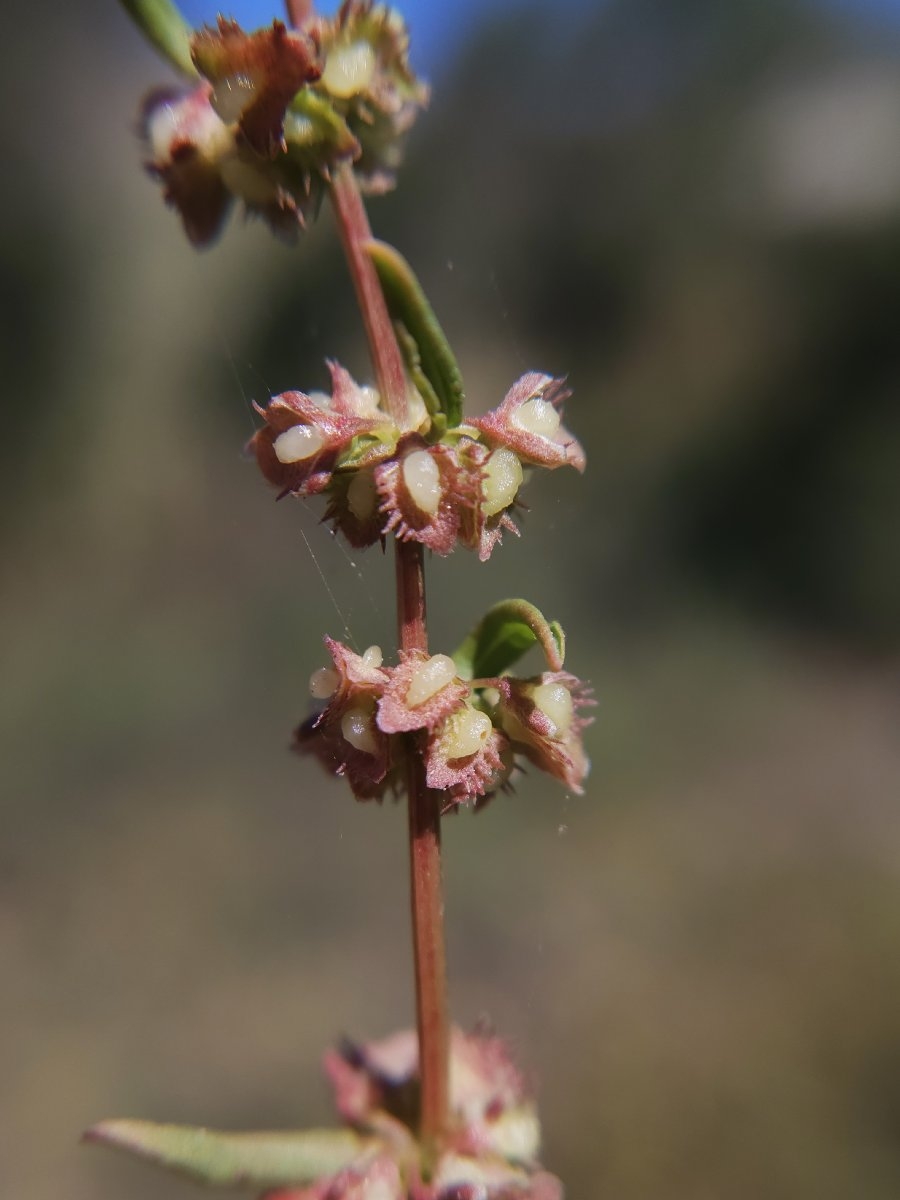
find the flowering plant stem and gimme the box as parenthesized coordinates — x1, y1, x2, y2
(90, 4, 590, 1192)
(328, 159, 450, 1162)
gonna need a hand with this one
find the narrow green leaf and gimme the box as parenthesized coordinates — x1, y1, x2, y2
(453, 599, 566, 681)
(365, 240, 465, 428)
(119, 0, 198, 78)
(84, 1120, 378, 1188)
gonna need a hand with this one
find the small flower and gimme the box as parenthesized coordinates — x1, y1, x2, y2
(311, 2, 430, 192)
(455, 439, 524, 563)
(191, 17, 321, 156)
(141, 84, 234, 245)
(377, 652, 468, 734)
(252, 363, 399, 497)
(496, 673, 594, 795)
(468, 375, 585, 474)
(425, 705, 508, 809)
(376, 441, 473, 556)
(294, 639, 394, 801)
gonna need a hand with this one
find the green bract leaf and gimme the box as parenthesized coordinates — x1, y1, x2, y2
(453, 599, 566, 681)
(366, 240, 465, 429)
(119, 0, 198, 79)
(83, 1120, 378, 1188)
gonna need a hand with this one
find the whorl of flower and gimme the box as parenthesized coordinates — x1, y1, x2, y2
(252, 364, 581, 562)
(133, 6, 427, 246)
(316, 1027, 563, 1200)
(140, 19, 358, 244)
(294, 639, 591, 808)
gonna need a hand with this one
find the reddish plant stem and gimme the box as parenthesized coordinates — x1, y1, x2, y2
(283, 0, 313, 29)
(327, 165, 450, 1155)
(396, 540, 450, 1158)
(329, 163, 408, 427)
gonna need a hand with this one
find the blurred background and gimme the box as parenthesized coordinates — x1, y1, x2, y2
(2, 1, 899, 1197)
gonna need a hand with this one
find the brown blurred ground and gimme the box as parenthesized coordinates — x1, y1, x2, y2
(2, 3, 900, 1199)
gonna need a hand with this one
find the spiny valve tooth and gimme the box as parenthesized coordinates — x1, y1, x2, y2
(341, 706, 379, 755)
(402, 449, 442, 517)
(481, 447, 524, 516)
(444, 707, 493, 760)
(211, 72, 259, 124)
(513, 396, 561, 439)
(309, 667, 340, 699)
(406, 654, 457, 707)
(531, 682, 574, 736)
(361, 645, 384, 669)
(273, 424, 326, 464)
(322, 40, 376, 99)
(347, 468, 378, 520)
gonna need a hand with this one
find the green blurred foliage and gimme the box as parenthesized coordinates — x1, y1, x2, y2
(1, 2, 899, 1200)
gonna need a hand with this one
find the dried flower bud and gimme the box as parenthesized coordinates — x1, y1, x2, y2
(468, 374, 585, 473)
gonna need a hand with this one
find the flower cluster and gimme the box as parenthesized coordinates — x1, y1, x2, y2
(140, 4, 428, 245)
(252, 367, 585, 561)
(295, 637, 592, 807)
(261, 1026, 563, 1199)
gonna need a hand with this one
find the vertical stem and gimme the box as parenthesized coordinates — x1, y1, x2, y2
(329, 163, 409, 427)
(327, 166, 450, 1156)
(284, 0, 312, 26)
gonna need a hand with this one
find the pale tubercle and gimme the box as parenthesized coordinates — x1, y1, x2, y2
(321, 40, 376, 99)
(309, 667, 340, 699)
(481, 447, 524, 517)
(531, 681, 574, 736)
(347, 468, 378, 520)
(361, 645, 384, 669)
(407, 654, 457, 707)
(442, 706, 493, 760)
(273, 424, 326, 463)
(402, 449, 442, 517)
(341, 706, 379, 755)
(210, 72, 259, 124)
(512, 395, 562, 439)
